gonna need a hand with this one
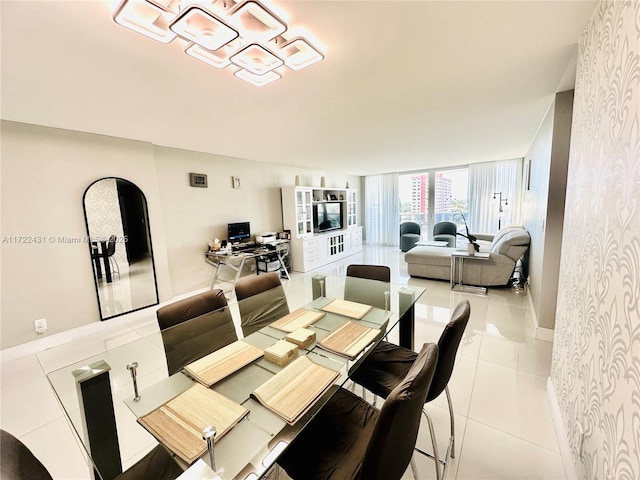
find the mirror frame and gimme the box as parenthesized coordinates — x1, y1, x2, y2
(83, 177, 159, 321)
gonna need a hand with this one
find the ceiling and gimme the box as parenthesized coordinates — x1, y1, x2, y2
(1, 0, 596, 175)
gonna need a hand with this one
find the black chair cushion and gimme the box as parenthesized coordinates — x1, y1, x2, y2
(278, 388, 378, 480)
(352, 300, 471, 403)
(279, 343, 439, 480)
(350, 340, 416, 399)
(0, 430, 53, 480)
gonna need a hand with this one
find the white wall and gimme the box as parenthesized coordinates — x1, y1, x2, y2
(153, 145, 359, 296)
(551, 1, 640, 478)
(0, 121, 360, 349)
(522, 90, 573, 331)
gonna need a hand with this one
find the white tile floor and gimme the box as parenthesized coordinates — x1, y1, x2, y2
(0, 246, 566, 480)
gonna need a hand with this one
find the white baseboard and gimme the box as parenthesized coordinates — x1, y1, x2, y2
(0, 289, 212, 364)
(536, 326, 555, 342)
(546, 378, 578, 480)
(525, 288, 555, 342)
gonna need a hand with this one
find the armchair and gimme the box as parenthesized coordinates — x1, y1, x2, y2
(400, 222, 421, 252)
(432, 221, 457, 247)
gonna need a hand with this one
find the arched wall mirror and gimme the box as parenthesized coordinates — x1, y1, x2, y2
(83, 177, 159, 320)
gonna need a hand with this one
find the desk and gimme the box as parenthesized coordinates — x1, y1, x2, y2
(206, 241, 290, 296)
(38, 275, 424, 480)
(450, 251, 490, 295)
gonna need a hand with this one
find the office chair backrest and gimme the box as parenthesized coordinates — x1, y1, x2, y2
(360, 343, 439, 480)
(427, 299, 471, 402)
(156, 289, 237, 375)
(1, 429, 53, 480)
(344, 264, 391, 310)
(235, 272, 289, 337)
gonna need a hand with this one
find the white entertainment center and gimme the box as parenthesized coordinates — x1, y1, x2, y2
(281, 186, 363, 272)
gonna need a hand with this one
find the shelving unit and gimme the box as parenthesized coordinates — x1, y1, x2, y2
(281, 186, 362, 272)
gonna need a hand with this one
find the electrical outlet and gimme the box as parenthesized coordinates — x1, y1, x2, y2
(34, 318, 47, 334)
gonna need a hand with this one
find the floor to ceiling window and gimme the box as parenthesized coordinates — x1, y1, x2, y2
(371, 158, 522, 247)
(399, 167, 469, 240)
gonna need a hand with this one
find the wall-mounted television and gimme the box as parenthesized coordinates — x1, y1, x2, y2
(228, 221, 251, 243)
(314, 202, 342, 233)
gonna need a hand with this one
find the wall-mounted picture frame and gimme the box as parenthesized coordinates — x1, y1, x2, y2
(232, 176, 241, 189)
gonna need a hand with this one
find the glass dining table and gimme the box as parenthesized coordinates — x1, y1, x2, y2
(37, 273, 425, 480)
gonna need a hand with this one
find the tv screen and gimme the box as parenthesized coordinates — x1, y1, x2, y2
(228, 222, 251, 243)
(314, 203, 342, 232)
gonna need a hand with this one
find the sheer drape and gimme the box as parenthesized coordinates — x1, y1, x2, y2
(468, 158, 523, 234)
(364, 174, 399, 246)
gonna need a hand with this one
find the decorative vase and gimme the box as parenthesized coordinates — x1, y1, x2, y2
(467, 243, 475, 256)
(295, 175, 301, 186)
(320, 176, 326, 188)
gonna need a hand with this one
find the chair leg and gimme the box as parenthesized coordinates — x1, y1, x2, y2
(410, 455, 420, 480)
(415, 397, 456, 480)
(422, 409, 442, 480)
(445, 386, 455, 458)
(109, 257, 120, 277)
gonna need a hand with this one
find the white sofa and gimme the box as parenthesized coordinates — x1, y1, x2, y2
(404, 225, 530, 286)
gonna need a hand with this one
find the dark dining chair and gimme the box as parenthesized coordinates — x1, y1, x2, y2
(350, 299, 471, 480)
(0, 430, 183, 480)
(277, 342, 439, 480)
(234, 272, 289, 337)
(106, 235, 120, 278)
(344, 264, 391, 310)
(156, 289, 237, 375)
(1, 429, 53, 480)
(433, 221, 457, 247)
(400, 221, 422, 252)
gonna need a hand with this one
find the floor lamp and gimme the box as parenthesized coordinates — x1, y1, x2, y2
(493, 192, 508, 230)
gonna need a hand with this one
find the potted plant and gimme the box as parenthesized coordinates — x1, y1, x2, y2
(454, 212, 480, 255)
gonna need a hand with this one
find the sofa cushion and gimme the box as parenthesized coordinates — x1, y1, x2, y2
(404, 246, 456, 267)
(490, 228, 530, 259)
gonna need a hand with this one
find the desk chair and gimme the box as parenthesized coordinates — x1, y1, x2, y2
(433, 221, 457, 247)
(344, 264, 391, 310)
(156, 289, 237, 375)
(400, 222, 422, 252)
(350, 299, 471, 480)
(0, 430, 182, 480)
(277, 342, 439, 480)
(235, 272, 290, 337)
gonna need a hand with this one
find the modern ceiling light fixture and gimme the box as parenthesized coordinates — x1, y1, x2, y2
(112, 0, 325, 86)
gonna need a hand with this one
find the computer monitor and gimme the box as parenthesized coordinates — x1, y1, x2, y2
(228, 222, 251, 243)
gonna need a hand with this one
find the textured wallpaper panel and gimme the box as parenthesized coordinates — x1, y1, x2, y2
(551, 1, 640, 479)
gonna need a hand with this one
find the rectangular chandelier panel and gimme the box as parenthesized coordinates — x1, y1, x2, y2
(113, 0, 177, 43)
(234, 69, 281, 86)
(228, 1, 286, 41)
(186, 43, 237, 68)
(170, 5, 239, 51)
(230, 44, 283, 75)
(278, 37, 324, 71)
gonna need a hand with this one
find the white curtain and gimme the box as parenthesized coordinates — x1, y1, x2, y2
(364, 173, 399, 246)
(468, 158, 523, 234)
